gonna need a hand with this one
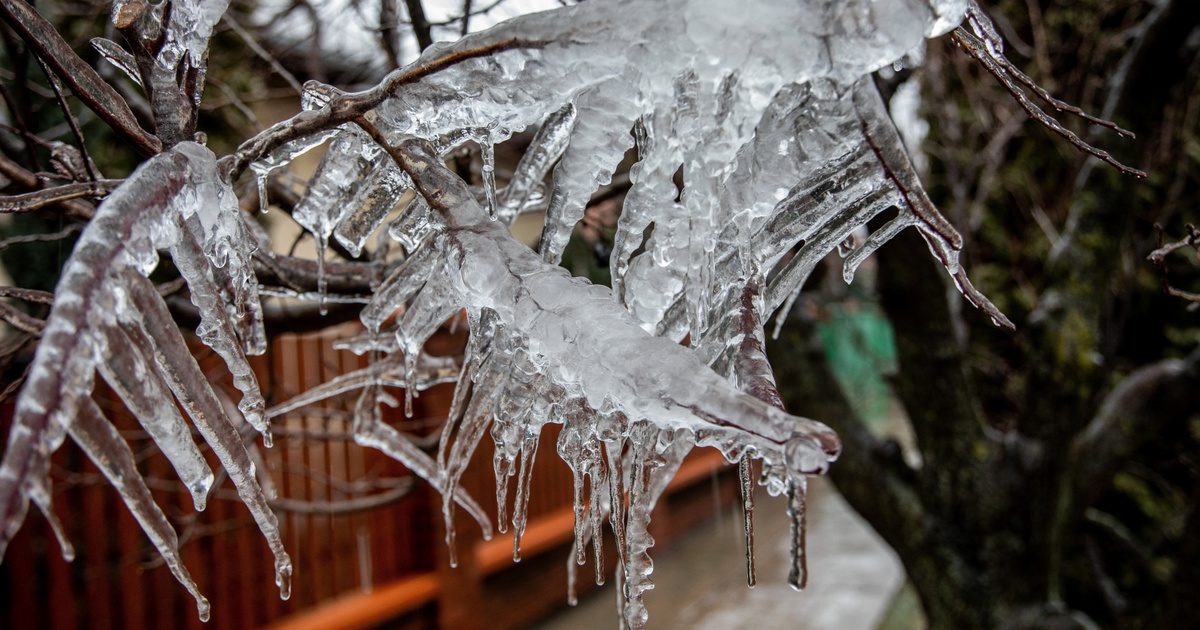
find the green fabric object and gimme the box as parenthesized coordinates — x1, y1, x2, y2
(815, 302, 898, 424)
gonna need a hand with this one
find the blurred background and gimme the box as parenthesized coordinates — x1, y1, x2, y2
(0, 1, 1197, 628)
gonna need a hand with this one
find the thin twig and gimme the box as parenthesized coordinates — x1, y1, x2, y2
(32, 55, 100, 183)
(222, 14, 304, 95)
(0, 180, 122, 213)
(992, 53, 1135, 138)
(0, 0, 161, 155)
(0, 286, 54, 304)
(951, 28, 1146, 178)
(0, 153, 95, 219)
(404, 0, 434, 51)
(0, 301, 45, 335)
(1148, 223, 1199, 265)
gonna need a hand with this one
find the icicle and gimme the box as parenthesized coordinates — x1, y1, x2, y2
(332, 167, 411, 258)
(842, 213, 919, 284)
(29, 480, 74, 562)
(498, 103, 577, 223)
(169, 213, 270, 441)
(96, 324, 214, 511)
(256, 173, 269, 213)
(766, 188, 897, 311)
(567, 544, 580, 606)
(538, 80, 641, 265)
(440, 354, 504, 558)
(351, 386, 493, 541)
(511, 433, 541, 562)
(396, 281, 459, 417)
(480, 140, 499, 219)
(739, 454, 757, 588)
(786, 476, 809, 591)
(600, 434, 629, 588)
(118, 270, 294, 599)
(387, 194, 442, 255)
(315, 239, 328, 315)
(360, 243, 437, 332)
(556, 420, 590, 566)
(70, 397, 209, 620)
(589, 456, 607, 585)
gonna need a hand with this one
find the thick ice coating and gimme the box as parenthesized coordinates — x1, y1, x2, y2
(4, 0, 1130, 627)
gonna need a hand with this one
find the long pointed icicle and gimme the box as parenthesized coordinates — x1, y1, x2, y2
(351, 388, 494, 542)
(96, 324, 215, 511)
(71, 397, 211, 622)
(497, 103, 577, 223)
(169, 212, 273, 442)
(739, 454, 756, 588)
(787, 477, 809, 591)
(119, 269, 294, 599)
(29, 479, 73, 562)
(538, 80, 641, 265)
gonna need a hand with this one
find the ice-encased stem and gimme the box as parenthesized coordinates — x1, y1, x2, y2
(29, 479, 74, 562)
(119, 269, 294, 599)
(739, 454, 756, 588)
(498, 103, 576, 223)
(265, 355, 458, 419)
(350, 387, 494, 542)
(786, 477, 809, 591)
(96, 324, 215, 511)
(70, 397, 211, 621)
(169, 212, 271, 442)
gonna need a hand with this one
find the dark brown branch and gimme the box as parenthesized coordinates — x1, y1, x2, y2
(0, 180, 122, 213)
(0, 300, 44, 335)
(990, 53, 1134, 139)
(252, 248, 381, 296)
(404, 0, 434, 51)
(460, 0, 474, 36)
(1148, 223, 1200, 265)
(0, 0, 161, 155)
(950, 28, 1145, 178)
(0, 286, 53, 304)
(1047, 348, 1200, 596)
(0, 224, 80, 252)
(0, 154, 95, 219)
(379, 0, 403, 69)
(1065, 348, 1200, 513)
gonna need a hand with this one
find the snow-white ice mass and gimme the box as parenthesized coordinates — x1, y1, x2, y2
(0, 0, 1140, 626)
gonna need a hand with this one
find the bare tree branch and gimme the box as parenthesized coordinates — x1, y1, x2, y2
(0, 180, 122, 213)
(0, 0, 161, 155)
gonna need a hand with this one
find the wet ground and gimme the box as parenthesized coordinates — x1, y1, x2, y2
(537, 478, 905, 629)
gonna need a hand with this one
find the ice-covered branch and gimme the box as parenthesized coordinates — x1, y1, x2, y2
(0, 143, 288, 618)
(0, 1, 1151, 626)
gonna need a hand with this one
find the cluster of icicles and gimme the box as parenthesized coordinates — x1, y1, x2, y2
(0, 0, 1129, 626)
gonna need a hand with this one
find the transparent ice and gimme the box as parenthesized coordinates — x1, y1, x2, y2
(0, 0, 1137, 626)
